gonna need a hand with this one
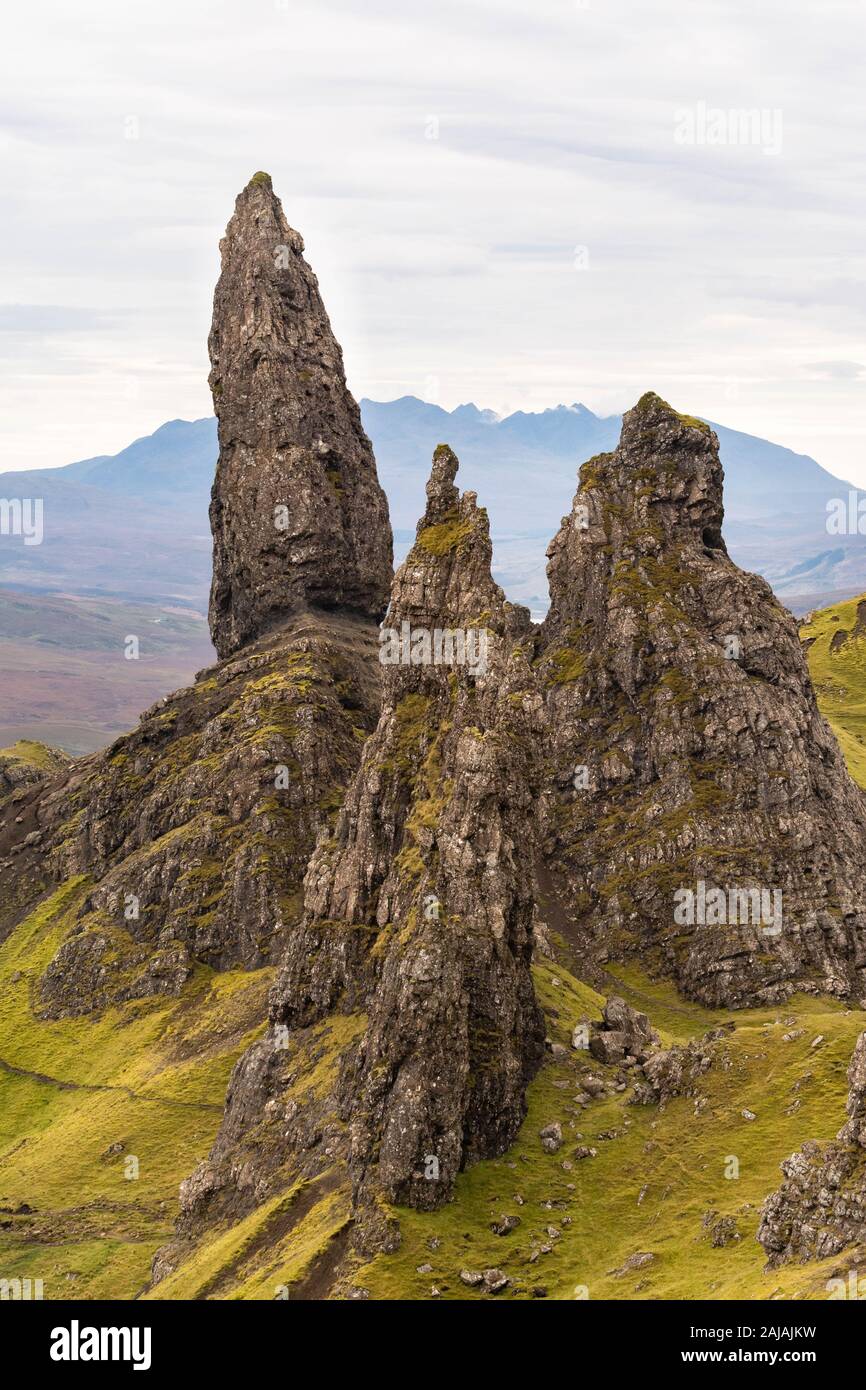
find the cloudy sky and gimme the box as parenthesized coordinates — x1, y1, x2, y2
(2, 0, 865, 482)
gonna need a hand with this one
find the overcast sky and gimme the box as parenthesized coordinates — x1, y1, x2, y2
(2, 0, 865, 483)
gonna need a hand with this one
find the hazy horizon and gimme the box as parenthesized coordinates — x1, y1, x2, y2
(2, 0, 865, 483)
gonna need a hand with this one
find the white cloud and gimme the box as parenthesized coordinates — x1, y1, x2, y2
(1, 0, 865, 480)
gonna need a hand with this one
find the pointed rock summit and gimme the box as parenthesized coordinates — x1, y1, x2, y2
(538, 392, 866, 1007)
(172, 447, 545, 1252)
(208, 172, 393, 658)
(3, 179, 391, 1018)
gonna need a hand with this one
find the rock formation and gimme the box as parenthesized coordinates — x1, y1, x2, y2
(537, 392, 866, 1007)
(0, 176, 391, 1017)
(588, 995, 658, 1065)
(8, 174, 866, 1299)
(208, 172, 392, 659)
(167, 445, 546, 1261)
(0, 740, 70, 802)
(758, 1030, 866, 1265)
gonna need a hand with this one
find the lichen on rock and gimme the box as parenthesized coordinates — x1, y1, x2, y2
(536, 391, 866, 1008)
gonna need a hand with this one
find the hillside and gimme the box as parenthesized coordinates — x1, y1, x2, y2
(2, 891, 860, 1300)
(800, 594, 866, 788)
(0, 589, 214, 754)
(3, 175, 866, 1307)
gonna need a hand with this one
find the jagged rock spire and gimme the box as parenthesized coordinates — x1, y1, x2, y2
(208, 172, 393, 658)
(264, 446, 544, 1232)
(538, 392, 866, 1008)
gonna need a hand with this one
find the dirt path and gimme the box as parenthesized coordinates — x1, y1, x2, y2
(0, 1054, 222, 1112)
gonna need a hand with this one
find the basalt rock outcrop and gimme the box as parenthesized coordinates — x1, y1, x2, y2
(8, 172, 866, 1299)
(32, 613, 381, 1016)
(167, 446, 546, 1261)
(208, 172, 392, 659)
(0, 176, 390, 1017)
(537, 392, 866, 1008)
(758, 1031, 866, 1265)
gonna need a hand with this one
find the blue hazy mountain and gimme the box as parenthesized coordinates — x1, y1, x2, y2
(1, 401, 863, 620)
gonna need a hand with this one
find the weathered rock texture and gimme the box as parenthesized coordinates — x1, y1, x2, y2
(0, 741, 70, 802)
(537, 392, 866, 1008)
(169, 447, 546, 1260)
(208, 172, 392, 659)
(758, 1031, 866, 1264)
(589, 994, 659, 1065)
(632, 1026, 732, 1106)
(0, 176, 390, 1017)
(32, 614, 381, 1016)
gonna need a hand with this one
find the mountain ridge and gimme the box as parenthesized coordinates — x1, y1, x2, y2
(2, 398, 861, 615)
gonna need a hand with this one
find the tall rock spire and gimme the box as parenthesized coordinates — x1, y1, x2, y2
(174, 447, 546, 1252)
(208, 172, 393, 658)
(538, 391, 866, 1008)
(274, 445, 545, 1228)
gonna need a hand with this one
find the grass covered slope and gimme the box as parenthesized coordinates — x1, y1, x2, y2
(0, 880, 272, 1299)
(356, 955, 864, 1301)
(4, 878, 863, 1301)
(6, 589, 866, 1302)
(136, 945, 864, 1301)
(801, 593, 866, 788)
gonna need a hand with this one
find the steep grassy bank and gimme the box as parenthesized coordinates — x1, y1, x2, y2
(0, 881, 272, 1299)
(801, 593, 866, 787)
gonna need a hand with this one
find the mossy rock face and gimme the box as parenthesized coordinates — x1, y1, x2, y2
(179, 444, 545, 1253)
(416, 512, 477, 557)
(0, 611, 383, 1015)
(537, 392, 866, 1010)
(0, 739, 71, 805)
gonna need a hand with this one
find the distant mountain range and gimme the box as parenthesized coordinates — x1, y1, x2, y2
(2, 397, 865, 751)
(2, 398, 863, 621)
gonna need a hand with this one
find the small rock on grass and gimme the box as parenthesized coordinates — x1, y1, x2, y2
(490, 1213, 521, 1236)
(540, 1122, 563, 1153)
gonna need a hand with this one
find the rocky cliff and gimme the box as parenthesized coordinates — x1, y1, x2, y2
(208, 172, 392, 659)
(758, 1030, 866, 1265)
(0, 740, 71, 803)
(164, 444, 547, 1265)
(5, 177, 866, 1301)
(537, 392, 866, 1008)
(0, 176, 391, 1017)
